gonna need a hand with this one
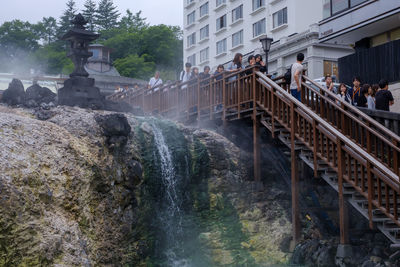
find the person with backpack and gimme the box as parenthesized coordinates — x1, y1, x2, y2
(180, 62, 192, 89)
(289, 53, 305, 102)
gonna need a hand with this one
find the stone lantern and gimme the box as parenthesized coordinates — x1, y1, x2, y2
(58, 14, 104, 109)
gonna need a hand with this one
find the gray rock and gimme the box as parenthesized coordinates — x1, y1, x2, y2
(2, 79, 25, 105)
(25, 84, 56, 104)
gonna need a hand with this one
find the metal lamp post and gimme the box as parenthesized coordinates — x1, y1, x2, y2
(259, 36, 273, 74)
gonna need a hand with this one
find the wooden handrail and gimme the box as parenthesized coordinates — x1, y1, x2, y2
(304, 76, 400, 143)
(116, 67, 400, 229)
(256, 72, 398, 182)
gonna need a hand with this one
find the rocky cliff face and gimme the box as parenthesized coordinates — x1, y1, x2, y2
(0, 104, 292, 266)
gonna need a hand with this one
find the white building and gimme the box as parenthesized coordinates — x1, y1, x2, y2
(183, 0, 353, 79)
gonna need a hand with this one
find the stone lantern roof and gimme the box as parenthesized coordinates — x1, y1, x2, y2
(61, 14, 99, 42)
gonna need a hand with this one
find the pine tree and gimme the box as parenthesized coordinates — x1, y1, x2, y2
(119, 10, 148, 32)
(95, 0, 120, 31)
(82, 0, 97, 31)
(58, 0, 77, 36)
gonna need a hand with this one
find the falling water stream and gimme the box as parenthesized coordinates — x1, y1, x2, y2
(151, 122, 191, 266)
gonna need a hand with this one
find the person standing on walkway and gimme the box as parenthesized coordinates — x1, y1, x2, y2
(199, 66, 211, 80)
(255, 54, 267, 73)
(245, 55, 256, 75)
(148, 71, 163, 91)
(375, 79, 394, 111)
(336, 83, 352, 104)
(227, 53, 243, 81)
(367, 84, 378, 110)
(357, 84, 370, 108)
(290, 53, 305, 102)
(322, 75, 337, 95)
(348, 77, 362, 106)
(180, 62, 192, 89)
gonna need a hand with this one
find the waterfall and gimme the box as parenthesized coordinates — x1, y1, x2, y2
(151, 122, 191, 267)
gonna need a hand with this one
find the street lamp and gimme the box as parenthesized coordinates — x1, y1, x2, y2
(259, 36, 273, 74)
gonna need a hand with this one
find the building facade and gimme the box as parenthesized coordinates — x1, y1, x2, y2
(183, 0, 352, 79)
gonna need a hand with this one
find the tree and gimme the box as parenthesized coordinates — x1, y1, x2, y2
(114, 54, 155, 80)
(119, 10, 148, 32)
(0, 20, 39, 56)
(34, 17, 58, 45)
(95, 0, 120, 31)
(58, 0, 77, 36)
(82, 0, 97, 32)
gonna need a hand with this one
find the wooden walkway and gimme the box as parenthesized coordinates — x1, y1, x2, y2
(110, 68, 400, 246)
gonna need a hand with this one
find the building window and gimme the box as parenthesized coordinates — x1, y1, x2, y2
(323, 60, 339, 81)
(252, 0, 265, 11)
(253, 18, 266, 38)
(200, 25, 209, 40)
(200, 2, 209, 17)
(200, 47, 209, 62)
(187, 54, 196, 66)
(323, 0, 331, 19)
(186, 0, 195, 5)
(332, 0, 348, 14)
(232, 5, 243, 23)
(187, 32, 196, 47)
(350, 0, 366, 7)
(216, 14, 227, 31)
(187, 11, 195, 25)
(216, 39, 227, 55)
(232, 30, 243, 47)
(273, 7, 287, 28)
(216, 0, 226, 7)
(91, 49, 100, 59)
(323, 0, 368, 18)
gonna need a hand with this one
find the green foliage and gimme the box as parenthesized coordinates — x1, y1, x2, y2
(58, 0, 77, 36)
(95, 0, 120, 31)
(33, 42, 73, 74)
(0, 20, 39, 55)
(114, 54, 155, 80)
(34, 17, 58, 45)
(0, 0, 182, 80)
(119, 10, 148, 31)
(82, 0, 97, 32)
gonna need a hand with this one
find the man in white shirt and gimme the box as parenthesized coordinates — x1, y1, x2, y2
(290, 53, 305, 102)
(180, 62, 192, 89)
(148, 71, 163, 91)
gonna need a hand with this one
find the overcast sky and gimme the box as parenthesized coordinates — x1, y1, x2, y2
(0, 0, 183, 27)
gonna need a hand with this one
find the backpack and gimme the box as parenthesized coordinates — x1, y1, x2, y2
(284, 64, 293, 85)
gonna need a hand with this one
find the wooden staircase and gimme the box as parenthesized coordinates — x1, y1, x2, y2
(262, 115, 400, 244)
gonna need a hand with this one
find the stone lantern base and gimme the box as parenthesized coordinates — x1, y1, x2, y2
(58, 77, 104, 109)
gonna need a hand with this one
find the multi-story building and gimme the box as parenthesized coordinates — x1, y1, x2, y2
(183, 0, 352, 79)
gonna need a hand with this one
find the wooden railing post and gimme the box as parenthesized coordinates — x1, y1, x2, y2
(312, 119, 318, 178)
(337, 139, 349, 244)
(222, 73, 227, 126)
(197, 78, 201, 122)
(393, 139, 399, 177)
(290, 102, 301, 246)
(210, 77, 214, 120)
(253, 72, 260, 181)
(367, 161, 374, 229)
